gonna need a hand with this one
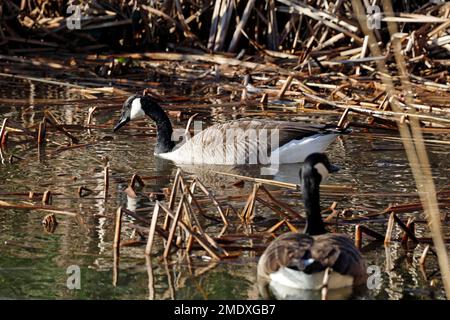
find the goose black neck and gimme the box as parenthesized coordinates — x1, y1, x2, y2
(143, 101, 175, 154)
(302, 176, 327, 236)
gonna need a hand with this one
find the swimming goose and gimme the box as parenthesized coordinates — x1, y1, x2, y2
(114, 94, 349, 165)
(257, 153, 366, 297)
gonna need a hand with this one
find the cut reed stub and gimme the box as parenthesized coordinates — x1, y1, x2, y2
(355, 225, 362, 249)
(401, 217, 416, 245)
(103, 166, 109, 200)
(42, 190, 52, 205)
(42, 213, 58, 233)
(37, 120, 46, 145)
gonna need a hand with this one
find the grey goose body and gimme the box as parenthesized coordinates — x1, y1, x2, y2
(114, 95, 349, 165)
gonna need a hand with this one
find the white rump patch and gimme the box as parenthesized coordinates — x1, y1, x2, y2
(270, 267, 353, 290)
(314, 162, 329, 181)
(130, 98, 145, 120)
(270, 134, 338, 164)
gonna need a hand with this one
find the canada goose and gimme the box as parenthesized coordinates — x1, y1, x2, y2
(257, 153, 366, 298)
(114, 94, 349, 165)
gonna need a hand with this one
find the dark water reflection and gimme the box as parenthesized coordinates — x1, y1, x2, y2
(0, 80, 448, 300)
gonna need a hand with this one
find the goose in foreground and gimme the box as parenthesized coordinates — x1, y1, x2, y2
(257, 153, 366, 298)
(114, 94, 350, 165)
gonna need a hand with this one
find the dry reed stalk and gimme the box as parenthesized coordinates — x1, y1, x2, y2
(181, 186, 209, 233)
(214, 0, 233, 52)
(255, 196, 292, 221)
(157, 201, 222, 260)
(44, 111, 79, 144)
(277, 74, 294, 98)
(240, 183, 260, 222)
(145, 204, 161, 256)
(352, 0, 450, 297)
(228, 0, 256, 52)
(113, 207, 123, 250)
(337, 108, 350, 128)
(321, 267, 331, 300)
(419, 245, 431, 267)
(163, 168, 181, 230)
(184, 113, 198, 139)
(0, 118, 7, 145)
(355, 225, 362, 248)
(37, 120, 46, 145)
(194, 179, 228, 225)
(259, 185, 303, 220)
(384, 212, 395, 245)
(284, 220, 298, 232)
(112, 247, 119, 287)
(401, 217, 416, 244)
(164, 194, 185, 258)
(266, 219, 287, 234)
(42, 190, 52, 205)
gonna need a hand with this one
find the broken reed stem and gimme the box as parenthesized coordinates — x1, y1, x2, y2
(113, 207, 123, 250)
(145, 203, 161, 256)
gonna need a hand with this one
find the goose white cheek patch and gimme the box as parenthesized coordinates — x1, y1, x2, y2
(314, 163, 329, 181)
(130, 98, 145, 120)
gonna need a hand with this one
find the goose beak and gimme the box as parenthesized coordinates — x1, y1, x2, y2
(329, 164, 340, 173)
(113, 116, 129, 132)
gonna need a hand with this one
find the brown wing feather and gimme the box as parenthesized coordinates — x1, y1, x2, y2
(257, 232, 367, 286)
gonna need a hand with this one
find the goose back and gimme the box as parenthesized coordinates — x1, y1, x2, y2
(158, 119, 339, 164)
(257, 232, 367, 289)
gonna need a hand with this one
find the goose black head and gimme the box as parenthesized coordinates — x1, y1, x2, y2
(300, 153, 340, 184)
(113, 94, 163, 132)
